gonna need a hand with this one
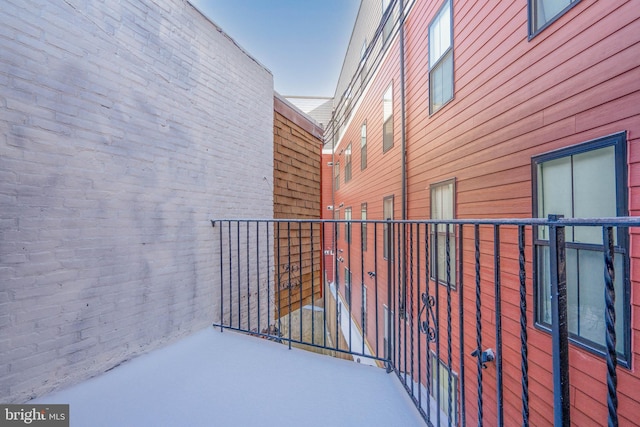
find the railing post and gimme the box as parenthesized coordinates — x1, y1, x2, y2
(386, 219, 393, 373)
(603, 226, 618, 427)
(548, 215, 570, 426)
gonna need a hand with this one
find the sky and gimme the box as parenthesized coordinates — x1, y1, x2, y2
(189, 0, 360, 97)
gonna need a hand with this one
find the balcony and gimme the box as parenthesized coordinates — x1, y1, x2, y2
(210, 217, 638, 426)
(33, 327, 424, 426)
(33, 217, 638, 426)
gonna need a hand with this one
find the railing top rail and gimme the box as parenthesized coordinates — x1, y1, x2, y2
(211, 217, 640, 227)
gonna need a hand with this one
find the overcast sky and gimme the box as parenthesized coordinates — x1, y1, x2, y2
(189, 0, 360, 97)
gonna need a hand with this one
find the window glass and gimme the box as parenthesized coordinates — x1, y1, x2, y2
(383, 84, 394, 151)
(361, 122, 367, 170)
(383, 196, 394, 259)
(429, 1, 451, 66)
(361, 203, 368, 251)
(430, 180, 456, 287)
(533, 133, 628, 361)
(430, 353, 458, 426)
(531, 0, 577, 34)
(345, 144, 352, 182)
(573, 146, 616, 243)
(429, 0, 453, 113)
(345, 207, 352, 244)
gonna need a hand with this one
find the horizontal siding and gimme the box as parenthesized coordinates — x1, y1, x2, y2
(326, 0, 640, 424)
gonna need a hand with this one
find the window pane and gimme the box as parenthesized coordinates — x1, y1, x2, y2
(361, 122, 367, 170)
(430, 181, 455, 286)
(383, 85, 393, 120)
(538, 246, 551, 324)
(540, 247, 626, 356)
(429, 0, 451, 65)
(566, 248, 579, 335)
(534, 0, 572, 31)
(537, 156, 572, 240)
(383, 197, 393, 259)
(430, 51, 453, 113)
(577, 249, 625, 354)
(573, 146, 616, 244)
(361, 204, 367, 251)
(383, 85, 393, 151)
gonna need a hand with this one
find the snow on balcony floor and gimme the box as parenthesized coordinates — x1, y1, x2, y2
(34, 327, 425, 426)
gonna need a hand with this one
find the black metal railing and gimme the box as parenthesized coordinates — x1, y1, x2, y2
(210, 217, 638, 426)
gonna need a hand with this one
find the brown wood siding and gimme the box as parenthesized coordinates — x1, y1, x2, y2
(273, 98, 323, 317)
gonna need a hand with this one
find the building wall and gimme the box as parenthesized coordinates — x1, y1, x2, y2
(326, 0, 640, 424)
(273, 94, 323, 316)
(0, 0, 274, 403)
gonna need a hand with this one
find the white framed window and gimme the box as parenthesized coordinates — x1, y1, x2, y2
(430, 179, 456, 288)
(361, 121, 367, 170)
(383, 305, 394, 359)
(345, 143, 352, 182)
(430, 352, 459, 426)
(362, 285, 368, 335)
(383, 83, 393, 152)
(382, 0, 393, 42)
(345, 207, 352, 244)
(429, 0, 453, 114)
(345, 267, 352, 308)
(383, 195, 394, 259)
(361, 203, 368, 251)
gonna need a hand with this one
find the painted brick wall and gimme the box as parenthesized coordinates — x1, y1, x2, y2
(0, 0, 273, 402)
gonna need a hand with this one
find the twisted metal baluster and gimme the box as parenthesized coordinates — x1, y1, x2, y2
(603, 226, 618, 427)
(446, 226, 453, 427)
(475, 224, 483, 427)
(519, 226, 529, 427)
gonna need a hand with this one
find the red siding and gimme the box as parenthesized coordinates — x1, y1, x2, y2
(327, 0, 640, 424)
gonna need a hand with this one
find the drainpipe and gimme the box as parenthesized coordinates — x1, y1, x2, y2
(400, 0, 407, 222)
(399, 0, 408, 316)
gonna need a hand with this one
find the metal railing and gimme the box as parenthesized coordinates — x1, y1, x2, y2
(210, 217, 638, 426)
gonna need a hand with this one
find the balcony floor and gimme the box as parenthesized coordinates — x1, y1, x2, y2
(34, 327, 425, 426)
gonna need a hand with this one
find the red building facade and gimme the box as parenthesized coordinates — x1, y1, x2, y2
(322, 0, 640, 424)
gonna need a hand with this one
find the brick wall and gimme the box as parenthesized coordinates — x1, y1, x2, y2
(0, 0, 273, 402)
(273, 94, 323, 316)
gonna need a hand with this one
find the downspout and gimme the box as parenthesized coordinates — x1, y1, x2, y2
(400, 0, 407, 221)
(399, 0, 408, 317)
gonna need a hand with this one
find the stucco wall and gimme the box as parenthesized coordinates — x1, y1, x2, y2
(0, 0, 273, 402)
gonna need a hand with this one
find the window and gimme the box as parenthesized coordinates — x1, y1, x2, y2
(430, 179, 456, 288)
(345, 267, 352, 308)
(533, 132, 629, 361)
(429, 0, 453, 114)
(383, 84, 394, 152)
(360, 40, 368, 86)
(382, 0, 393, 42)
(334, 161, 340, 191)
(529, 0, 580, 36)
(345, 144, 352, 182)
(430, 352, 459, 426)
(361, 203, 368, 252)
(345, 207, 352, 244)
(383, 305, 394, 359)
(361, 121, 367, 170)
(383, 196, 394, 259)
(362, 286, 368, 335)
